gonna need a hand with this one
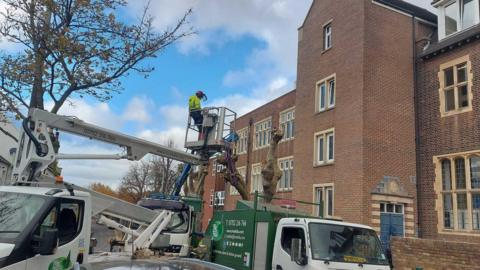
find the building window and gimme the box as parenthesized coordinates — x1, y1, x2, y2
(236, 128, 249, 155)
(438, 56, 472, 117)
(278, 158, 293, 191)
(209, 190, 214, 207)
(254, 118, 272, 149)
(251, 164, 263, 193)
(280, 108, 295, 141)
(214, 191, 225, 206)
(314, 185, 334, 217)
(438, 0, 479, 39)
(380, 203, 404, 214)
(316, 75, 335, 113)
(230, 167, 245, 195)
(436, 153, 480, 233)
(314, 129, 334, 166)
(323, 23, 332, 50)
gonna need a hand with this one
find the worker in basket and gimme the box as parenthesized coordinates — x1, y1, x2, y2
(189, 90, 207, 131)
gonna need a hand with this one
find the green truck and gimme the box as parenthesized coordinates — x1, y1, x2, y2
(205, 193, 391, 270)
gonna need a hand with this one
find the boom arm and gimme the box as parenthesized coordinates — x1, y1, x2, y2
(11, 108, 203, 182)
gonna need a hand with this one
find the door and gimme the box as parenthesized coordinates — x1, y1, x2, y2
(380, 203, 404, 251)
(253, 222, 268, 270)
(273, 226, 307, 270)
(26, 199, 85, 270)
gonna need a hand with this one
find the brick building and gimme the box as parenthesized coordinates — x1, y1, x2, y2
(416, 0, 480, 243)
(201, 0, 480, 250)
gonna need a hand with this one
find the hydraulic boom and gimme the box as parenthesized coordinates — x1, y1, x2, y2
(11, 108, 203, 183)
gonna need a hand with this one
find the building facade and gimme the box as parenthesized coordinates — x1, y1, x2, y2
(201, 0, 480, 247)
(416, 0, 480, 243)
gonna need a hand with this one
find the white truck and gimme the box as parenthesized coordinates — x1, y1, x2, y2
(205, 198, 392, 270)
(0, 107, 235, 269)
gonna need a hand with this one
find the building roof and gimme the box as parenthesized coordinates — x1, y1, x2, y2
(374, 0, 437, 24)
(420, 24, 480, 59)
(300, 0, 437, 29)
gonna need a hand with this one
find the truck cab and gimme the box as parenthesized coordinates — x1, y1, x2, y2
(0, 186, 91, 270)
(272, 218, 390, 270)
(137, 198, 194, 256)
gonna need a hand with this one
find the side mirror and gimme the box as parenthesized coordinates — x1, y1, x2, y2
(33, 228, 58, 255)
(290, 238, 308, 266)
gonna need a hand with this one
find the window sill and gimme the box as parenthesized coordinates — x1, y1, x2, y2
(315, 106, 335, 115)
(441, 107, 473, 118)
(277, 188, 293, 193)
(321, 47, 332, 54)
(254, 145, 269, 151)
(314, 161, 334, 168)
(439, 229, 480, 236)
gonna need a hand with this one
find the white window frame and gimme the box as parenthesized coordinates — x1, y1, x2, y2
(251, 163, 263, 193)
(214, 191, 225, 206)
(277, 157, 294, 191)
(236, 127, 249, 155)
(313, 184, 334, 217)
(230, 166, 246, 195)
(314, 128, 335, 166)
(209, 190, 214, 207)
(279, 107, 295, 141)
(315, 74, 336, 113)
(437, 0, 480, 40)
(323, 23, 332, 50)
(254, 117, 272, 150)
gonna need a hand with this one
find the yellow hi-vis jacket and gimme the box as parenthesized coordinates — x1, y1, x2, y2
(189, 95, 201, 111)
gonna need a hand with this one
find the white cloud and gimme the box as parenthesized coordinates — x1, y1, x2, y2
(58, 138, 133, 188)
(137, 126, 191, 150)
(122, 96, 152, 123)
(127, 0, 311, 95)
(52, 99, 123, 130)
(158, 105, 188, 129)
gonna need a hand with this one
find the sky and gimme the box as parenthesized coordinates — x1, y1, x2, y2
(2, 0, 436, 188)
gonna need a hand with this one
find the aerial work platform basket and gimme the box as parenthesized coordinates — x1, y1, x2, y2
(184, 107, 236, 155)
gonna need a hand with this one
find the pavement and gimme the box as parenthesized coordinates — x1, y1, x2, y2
(91, 221, 117, 252)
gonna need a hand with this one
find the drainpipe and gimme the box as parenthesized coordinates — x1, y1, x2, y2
(412, 15, 422, 238)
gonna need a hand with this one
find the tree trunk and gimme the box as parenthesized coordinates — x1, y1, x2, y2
(261, 127, 284, 203)
(217, 154, 250, 201)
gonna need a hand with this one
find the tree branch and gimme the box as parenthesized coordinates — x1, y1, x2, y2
(0, 124, 18, 142)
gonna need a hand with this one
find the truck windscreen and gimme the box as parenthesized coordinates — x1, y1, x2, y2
(308, 223, 389, 266)
(0, 192, 46, 240)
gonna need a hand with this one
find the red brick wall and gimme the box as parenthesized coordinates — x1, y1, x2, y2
(294, 0, 366, 221)
(362, 1, 421, 233)
(224, 90, 296, 211)
(416, 41, 480, 243)
(200, 160, 226, 230)
(391, 237, 480, 270)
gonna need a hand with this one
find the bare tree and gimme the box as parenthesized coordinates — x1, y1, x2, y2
(183, 164, 208, 198)
(119, 160, 152, 203)
(261, 127, 284, 203)
(217, 154, 249, 200)
(150, 139, 178, 194)
(0, 0, 192, 120)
